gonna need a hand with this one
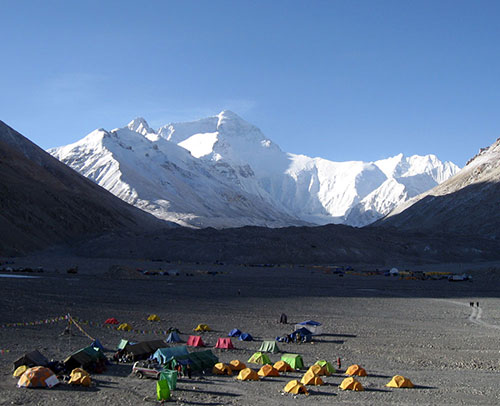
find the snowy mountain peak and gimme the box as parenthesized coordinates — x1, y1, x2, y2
(49, 112, 461, 229)
(127, 117, 153, 135)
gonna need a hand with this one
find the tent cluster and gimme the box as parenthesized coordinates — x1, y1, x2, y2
(228, 328, 253, 341)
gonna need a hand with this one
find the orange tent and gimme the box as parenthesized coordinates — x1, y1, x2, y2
(274, 360, 293, 372)
(212, 363, 232, 375)
(236, 368, 260, 381)
(283, 379, 309, 395)
(17, 367, 59, 388)
(229, 360, 246, 371)
(307, 364, 331, 376)
(340, 377, 364, 391)
(258, 364, 280, 377)
(345, 364, 367, 376)
(300, 370, 324, 386)
(386, 375, 414, 388)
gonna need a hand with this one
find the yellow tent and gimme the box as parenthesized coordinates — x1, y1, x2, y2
(117, 323, 132, 331)
(386, 375, 414, 388)
(68, 368, 91, 387)
(274, 360, 293, 372)
(300, 370, 324, 386)
(229, 360, 246, 371)
(212, 363, 232, 375)
(13, 365, 28, 378)
(283, 379, 309, 395)
(147, 314, 160, 322)
(258, 364, 280, 377)
(345, 364, 367, 376)
(236, 368, 260, 381)
(307, 364, 331, 376)
(339, 377, 364, 391)
(194, 324, 211, 332)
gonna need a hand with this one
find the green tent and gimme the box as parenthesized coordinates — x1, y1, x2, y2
(172, 350, 218, 372)
(258, 340, 280, 354)
(315, 360, 336, 374)
(281, 353, 304, 370)
(153, 346, 190, 364)
(248, 352, 272, 365)
(117, 339, 130, 350)
(159, 369, 178, 390)
(64, 345, 107, 371)
(157, 380, 171, 401)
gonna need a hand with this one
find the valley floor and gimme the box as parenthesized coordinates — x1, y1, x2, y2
(1, 257, 499, 405)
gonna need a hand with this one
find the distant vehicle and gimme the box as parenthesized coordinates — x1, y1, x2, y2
(132, 361, 164, 379)
(448, 273, 472, 282)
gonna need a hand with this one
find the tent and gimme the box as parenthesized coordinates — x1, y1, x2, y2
(153, 346, 190, 364)
(124, 340, 166, 360)
(157, 379, 171, 401)
(236, 368, 260, 381)
(238, 333, 253, 341)
(291, 327, 313, 342)
(213, 362, 233, 375)
(294, 320, 323, 335)
(340, 377, 364, 391)
(258, 364, 280, 377)
(258, 340, 280, 354)
(147, 314, 160, 322)
(165, 331, 182, 343)
(247, 352, 271, 365)
(159, 370, 178, 390)
(187, 335, 205, 347)
(64, 345, 107, 371)
(68, 368, 91, 387)
(281, 354, 304, 370)
(104, 318, 119, 325)
(17, 367, 59, 388)
(91, 339, 104, 351)
(13, 365, 28, 378)
(274, 360, 293, 372)
(194, 324, 211, 332)
(117, 339, 132, 350)
(215, 337, 234, 349)
(345, 364, 367, 377)
(386, 375, 414, 388)
(173, 350, 218, 372)
(228, 328, 241, 337)
(229, 360, 246, 371)
(301, 370, 324, 385)
(117, 323, 132, 331)
(283, 379, 308, 395)
(13, 350, 49, 370)
(307, 364, 331, 377)
(315, 360, 336, 374)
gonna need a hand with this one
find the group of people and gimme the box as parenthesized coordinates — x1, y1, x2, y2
(175, 363, 192, 379)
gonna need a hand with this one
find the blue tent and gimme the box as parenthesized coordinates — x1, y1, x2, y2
(238, 333, 253, 341)
(153, 346, 189, 364)
(166, 331, 182, 343)
(91, 339, 105, 351)
(228, 328, 241, 337)
(298, 320, 321, 326)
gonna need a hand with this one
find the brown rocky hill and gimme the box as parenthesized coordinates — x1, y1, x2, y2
(375, 137, 500, 238)
(0, 120, 169, 256)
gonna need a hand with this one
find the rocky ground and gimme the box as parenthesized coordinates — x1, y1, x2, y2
(1, 256, 499, 405)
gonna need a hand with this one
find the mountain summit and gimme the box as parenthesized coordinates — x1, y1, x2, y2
(49, 111, 460, 228)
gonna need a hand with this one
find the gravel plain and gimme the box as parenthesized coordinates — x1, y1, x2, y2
(1, 256, 499, 405)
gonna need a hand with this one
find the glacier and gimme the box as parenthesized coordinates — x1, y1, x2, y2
(49, 110, 460, 228)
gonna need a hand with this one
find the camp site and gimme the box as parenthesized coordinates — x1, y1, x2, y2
(1, 258, 500, 405)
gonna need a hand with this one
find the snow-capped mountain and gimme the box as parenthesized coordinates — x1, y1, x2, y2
(49, 111, 460, 228)
(376, 137, 500, 237)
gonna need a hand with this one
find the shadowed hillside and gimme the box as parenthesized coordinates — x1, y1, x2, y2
(0, 120, 169, 255)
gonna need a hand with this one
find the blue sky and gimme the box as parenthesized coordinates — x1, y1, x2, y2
(1, 0, 500, 166)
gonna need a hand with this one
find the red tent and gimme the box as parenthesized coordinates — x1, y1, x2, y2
(104, 318, 119, 325)
(215, 337, 234, 349)
(187, 335, 205, 347)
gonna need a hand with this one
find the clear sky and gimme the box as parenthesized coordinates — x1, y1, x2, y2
(1, 0, 500, 166)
